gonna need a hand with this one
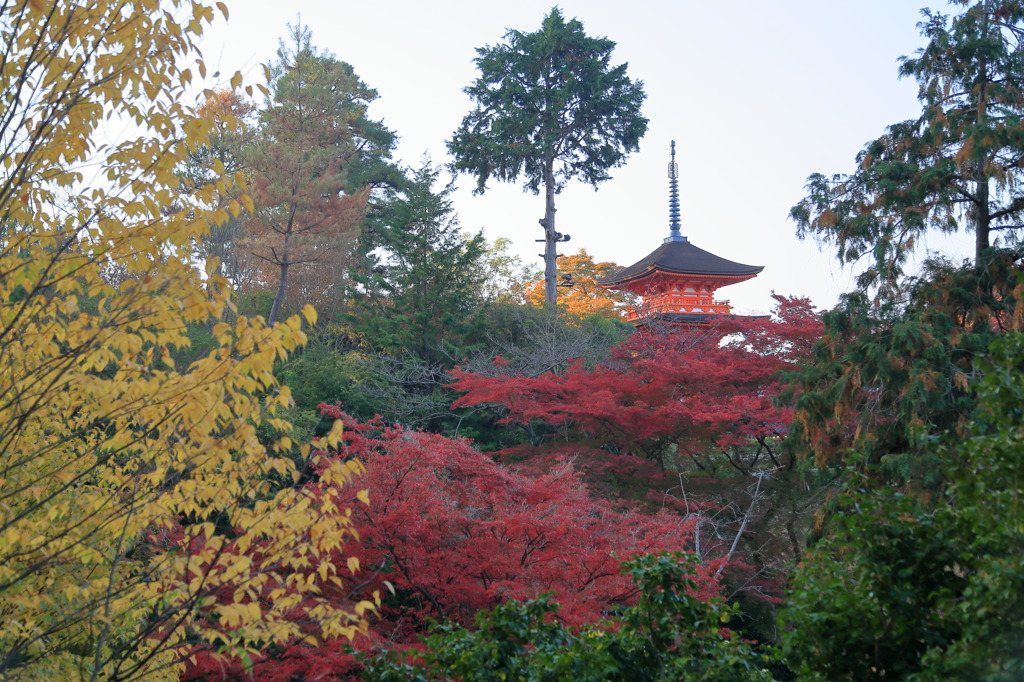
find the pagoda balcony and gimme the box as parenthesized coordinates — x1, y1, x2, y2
(625, 298, 732, 322)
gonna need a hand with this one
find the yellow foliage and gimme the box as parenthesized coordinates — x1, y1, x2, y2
(0, 1, 366, 678)
(525, 248, 629, 319)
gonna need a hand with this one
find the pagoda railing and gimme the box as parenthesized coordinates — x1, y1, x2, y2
(625, 298, 732, 322)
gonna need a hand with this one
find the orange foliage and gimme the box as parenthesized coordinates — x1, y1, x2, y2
(525, 248, 628, 319)
(196, 88, 252, 120)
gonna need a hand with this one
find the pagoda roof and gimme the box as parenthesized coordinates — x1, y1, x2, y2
(599, 238, 764, 287)
(630, 311, 771, 329)
(639, 312, 723, 326)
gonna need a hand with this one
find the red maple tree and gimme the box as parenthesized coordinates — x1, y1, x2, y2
(329, 408, 721, 632)
(447, 295, 823, 618)
(449, 295, 822, 474)
(185, 408, 728, 680)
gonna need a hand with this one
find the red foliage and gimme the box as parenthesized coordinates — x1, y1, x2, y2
(446, 296, 823, 619)
(450, 295, 822, 469)
(185, 410, 727, 681)
(327, 407, 721, 633)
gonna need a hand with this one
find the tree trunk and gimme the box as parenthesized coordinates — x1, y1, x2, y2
(976, 177, 990, 267)
(268, 235, 290, 325)
(543, 156, 558, 308)
(976, 49, 990, 267)
(973, 176, 993, 336)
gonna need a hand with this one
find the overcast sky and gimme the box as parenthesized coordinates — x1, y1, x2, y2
(196, 1, 976, 314)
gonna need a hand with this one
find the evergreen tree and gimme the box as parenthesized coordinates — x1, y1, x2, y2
(349, 160, 487, 365)
(783, 333, 1024, 681)
(448, 7, 647, 307)
(783, 253, 1024, 475)
(786, 1, 1024, 477)
(791, 0, 1024, 291)
(243, 23, 398, 324)
(364, 553, 776, 682)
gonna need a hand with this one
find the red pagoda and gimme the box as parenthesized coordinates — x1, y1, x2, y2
(600, 141, 763, 328)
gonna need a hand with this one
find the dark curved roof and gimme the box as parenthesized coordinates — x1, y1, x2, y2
(644, 312, 722, 326)
(639, 312, 771, 325)
(599, 239, 764, 286)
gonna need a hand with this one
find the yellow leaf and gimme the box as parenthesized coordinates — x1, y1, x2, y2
(0, 3, 371, 675)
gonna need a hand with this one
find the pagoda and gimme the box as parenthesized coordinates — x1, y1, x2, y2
(599, 141, 763, 328)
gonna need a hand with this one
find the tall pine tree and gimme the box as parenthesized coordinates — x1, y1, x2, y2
(448, 7, 647, 307)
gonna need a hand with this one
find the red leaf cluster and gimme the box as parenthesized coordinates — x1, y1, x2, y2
(450, 295, 822, 467)
(327, 407, 720, 634)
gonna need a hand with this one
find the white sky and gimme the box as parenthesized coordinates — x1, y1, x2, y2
(197, 0, 976, 314)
